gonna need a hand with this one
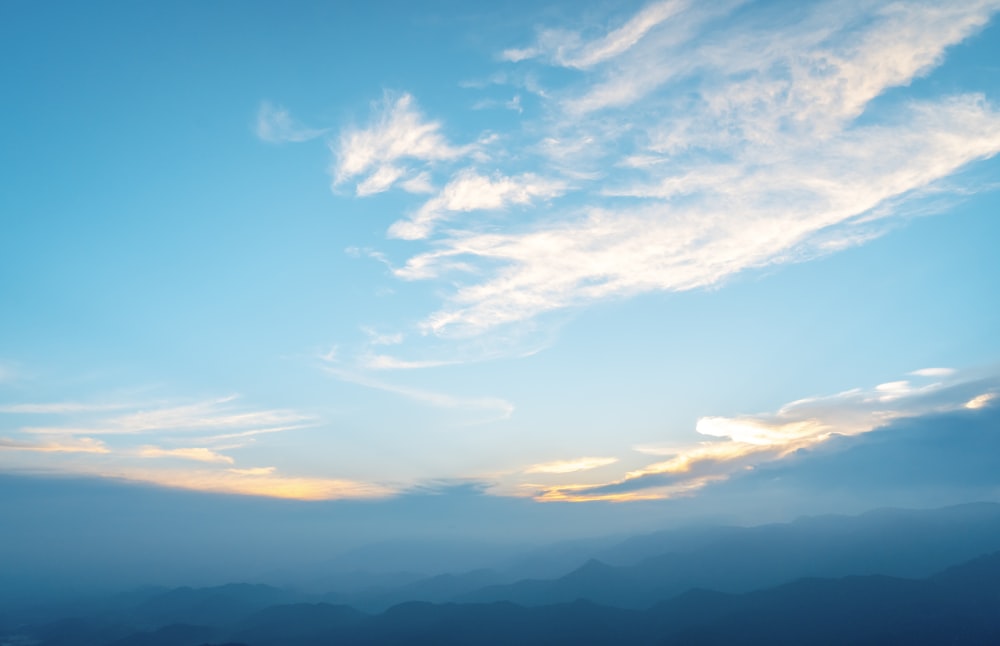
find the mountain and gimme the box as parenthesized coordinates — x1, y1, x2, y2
(229, 603, 367, 646)
(126, 584, 298, 628)
(461, 502, 1000, 608)
(5, 503, 1000, 645)
(225, 551, 1000, 645)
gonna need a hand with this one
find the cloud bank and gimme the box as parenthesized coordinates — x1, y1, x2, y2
(533, 369, 1000, 501)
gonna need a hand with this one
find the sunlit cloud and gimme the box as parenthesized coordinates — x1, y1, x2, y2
(138, 446, 235, 465)
(0, 389, 346, 500)
(0, 436, 109, 454)
(525, 456, 618, 474)
(532, 476, 719, 503)
(105, 466, 391, 501)
(227, 466, 277, 476)
(534, 369, 999, 501)
(966, 392, 997, 409)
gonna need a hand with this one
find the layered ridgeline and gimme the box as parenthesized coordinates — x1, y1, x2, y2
(3, 503, 1000, 645)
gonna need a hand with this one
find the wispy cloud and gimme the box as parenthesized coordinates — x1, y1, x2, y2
(255, 101, 327, 143)
(326, 0, 1000, 345)
(105, 465, 391, 501)
(501, 0, 693, 69)
(321, 361, 514, 421)
(0, 436, 109, 454)
(401, 96, 1000, 337)
(195, 424, 309, 445)
(332, 92, 470, 195)
(21, 396, 313, 436)
(388, 169, 567, 240)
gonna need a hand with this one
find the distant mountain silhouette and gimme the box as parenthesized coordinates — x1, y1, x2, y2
(108, 623, 215, 646)
(229, 603, 366, 646)
(220, 551, 1000, 645)
(128, 584, 298, 628)
(461, 502, 1000, 608)
(5, 503, 1000, 645)
(348, 568, 507, 611)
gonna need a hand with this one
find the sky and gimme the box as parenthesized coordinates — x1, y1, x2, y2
(2, 0, 1000, 526)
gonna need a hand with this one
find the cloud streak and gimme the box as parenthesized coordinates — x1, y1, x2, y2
(138, 445, 235, 464)
(525, 456, 618, 474)
(0, 436, 109, 454)
(19, 396, 313, 436)
(388, 169, 567, 240)
(321, 362, 514, 421)
(502, 0, 693, 69)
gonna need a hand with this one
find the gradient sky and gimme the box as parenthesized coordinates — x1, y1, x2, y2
(2, 0, 1000, 511)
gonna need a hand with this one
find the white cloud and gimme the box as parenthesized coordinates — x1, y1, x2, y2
(911, 367, 956, 378)
(356, 164, 406, 196)
(400, 171, 435, 194)
(562, 0, 995, 115)
(323, 0, 1000, 349)
(389, 169, 567, 240)
(502, 0, 691, 69)
(395, 88, 1000, 338)
(103, 465, 391, 500)
(255, 102, 327, 143)
(332, 93, 469, 195)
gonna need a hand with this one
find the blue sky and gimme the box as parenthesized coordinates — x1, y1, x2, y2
(2, 0, 999, 510)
